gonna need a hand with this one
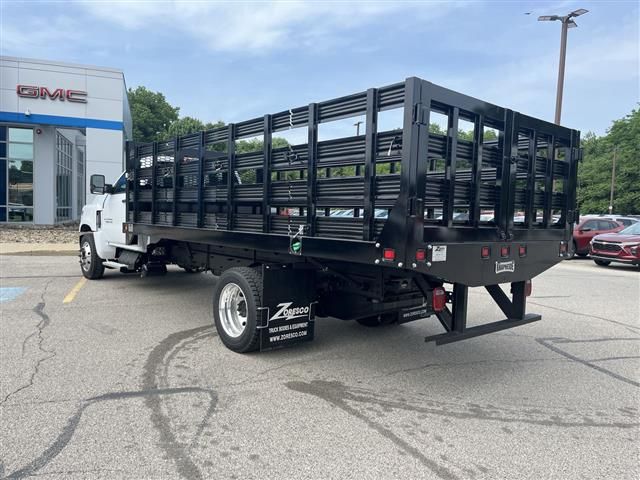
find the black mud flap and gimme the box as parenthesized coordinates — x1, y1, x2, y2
(257, 266, 316, 351)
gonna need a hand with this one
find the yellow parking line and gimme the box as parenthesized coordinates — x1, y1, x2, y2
(63, 278, 87, 304)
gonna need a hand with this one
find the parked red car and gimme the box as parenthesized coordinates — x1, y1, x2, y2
(572, 217, 624, 257)
(590, 222, 640, 267)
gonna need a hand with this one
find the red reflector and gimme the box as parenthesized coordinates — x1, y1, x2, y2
(383, 248, 395, 261)
(432, 287, 447, 312)
(415, 249, 426, 261)
(519, 245, 527, 257)
(525, 280, 532, 297)
(481, 246, 490, 258)
(500, 246, 510, 257)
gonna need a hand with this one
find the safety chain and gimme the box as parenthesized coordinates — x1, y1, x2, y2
(387, 135, 402, 156)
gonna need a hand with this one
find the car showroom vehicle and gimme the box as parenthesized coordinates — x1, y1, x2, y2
(79, 76, 580, 353)
(572, 217, 623, 257)
(590, 222, 640, 267)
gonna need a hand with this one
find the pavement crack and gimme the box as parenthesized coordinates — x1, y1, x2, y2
(2, 386, 215, 480)
(286, 380, 461, 480)
(527, 301, 640, 332)
(536, 337, 640, 388)
(378, 356, 570, 378)
(287, 380, 639, 433)
(1, 280, 56, 406)
(141, 326, 217, 480)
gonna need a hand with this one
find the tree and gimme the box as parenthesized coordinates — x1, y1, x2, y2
(163, 117, 225, 140)
(578, 108, 639, 215)
(128, 86, 179, 142)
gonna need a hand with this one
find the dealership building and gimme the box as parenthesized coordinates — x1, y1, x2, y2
(0, 56, 132, 224)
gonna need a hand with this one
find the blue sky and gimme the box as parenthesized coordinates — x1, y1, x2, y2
(1, 0, 638, 137)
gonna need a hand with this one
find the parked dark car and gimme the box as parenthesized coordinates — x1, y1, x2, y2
(572, 217, 624, 257)
(590, 222, 640, 267)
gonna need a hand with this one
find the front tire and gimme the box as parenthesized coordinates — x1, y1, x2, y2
(594, 259, 611, 266)
(80, 234, 105, 279)
(213, 267, 262, 353)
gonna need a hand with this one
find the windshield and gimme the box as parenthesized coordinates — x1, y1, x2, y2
(619, 222, 640, 235)
(112, 173, 126, 194)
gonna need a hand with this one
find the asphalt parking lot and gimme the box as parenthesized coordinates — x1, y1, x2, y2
(0, 255, 638, 480)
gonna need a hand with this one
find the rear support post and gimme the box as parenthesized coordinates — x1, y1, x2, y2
(485, 282, 527, 320)
(451, 283, 468, 333)
(426, 282, 539, 345)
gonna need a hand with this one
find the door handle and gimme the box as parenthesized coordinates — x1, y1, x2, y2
(122, 199, 126, 203)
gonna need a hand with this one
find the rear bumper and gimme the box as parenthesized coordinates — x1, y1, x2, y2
(590, 254, 640, 265)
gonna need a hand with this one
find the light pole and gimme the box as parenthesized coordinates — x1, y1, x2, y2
(538, 8, 589, 125)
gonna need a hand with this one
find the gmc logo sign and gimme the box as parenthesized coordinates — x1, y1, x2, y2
(17, 85, 87, 103)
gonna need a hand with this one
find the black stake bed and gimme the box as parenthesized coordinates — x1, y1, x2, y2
(124, 76, 580, 345)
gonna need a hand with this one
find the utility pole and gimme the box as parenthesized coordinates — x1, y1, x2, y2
(609, 146, 617, 214)
(538, 8, 589, 125)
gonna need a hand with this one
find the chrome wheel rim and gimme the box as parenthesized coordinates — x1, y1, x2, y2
(218, 283, 248, 338)
(81, 241, 92, 271)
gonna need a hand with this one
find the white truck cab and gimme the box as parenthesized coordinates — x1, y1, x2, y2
(79, 173, 131, 278)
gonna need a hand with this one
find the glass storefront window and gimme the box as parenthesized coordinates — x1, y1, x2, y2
(56, 132, 73, 222)
(8, 143, 33, 159)
(3, 126, 34, 222)
(8, 128, 34, 143)
(8, 159, 34, 222)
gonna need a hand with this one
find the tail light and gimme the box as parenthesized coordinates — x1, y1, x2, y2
(432, 287, 447, 312)
(525, 280, 532, 297)
(481, 246, 490, 258)
(415, 249, 426, 262)
(500, 246, 510, 257)
(383, 248, 395, 261)
(519, 245, 527, 257)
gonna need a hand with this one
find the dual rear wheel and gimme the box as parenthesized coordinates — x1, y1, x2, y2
(213, 267, 263, 353)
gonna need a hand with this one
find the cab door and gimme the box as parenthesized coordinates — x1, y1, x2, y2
(101, 173, 127, 245)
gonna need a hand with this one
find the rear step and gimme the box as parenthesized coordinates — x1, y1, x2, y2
(102, 260, 129, 269)
(425, 281, 538, 345)
(425, 314, 541, 345)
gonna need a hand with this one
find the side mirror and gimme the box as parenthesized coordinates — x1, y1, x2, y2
(90, 174, 106, 195)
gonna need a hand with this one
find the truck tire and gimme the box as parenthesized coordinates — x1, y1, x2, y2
(356, 312, 397, 327)
(593, 259, 611, 266)
(80, 234, 105, 280)
(213, 267, 262, 353)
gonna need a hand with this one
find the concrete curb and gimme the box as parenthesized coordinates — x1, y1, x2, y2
(0, 243, 78, 256)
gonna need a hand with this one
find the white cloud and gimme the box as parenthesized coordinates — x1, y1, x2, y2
(0, 15, 83, 57)
(433, 18, 639, 132)
(79, 0, 460, 53)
